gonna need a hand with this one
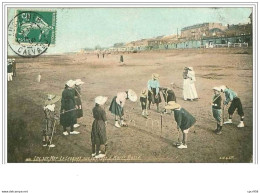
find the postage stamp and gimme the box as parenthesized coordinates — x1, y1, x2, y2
(8, 10, 56, 57)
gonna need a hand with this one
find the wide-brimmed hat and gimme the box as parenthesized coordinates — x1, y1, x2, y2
(164, 101, 181, 110)
(66, 80, 75, 88)
(141, 88, 148, 96)
(75, 79, 84, 85)
(213, 87, 221, 92)
(219, 85, 226, 92)
(188, 67, 193, 71)
(95, 96, 108, 105)
(45, 94, 61, 105)
(152, 73, 159, 80)
(128, 89, 137, 102)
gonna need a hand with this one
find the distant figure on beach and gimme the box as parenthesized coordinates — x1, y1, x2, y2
(37, 73, 41, 83)
(120, 55, 124, 63)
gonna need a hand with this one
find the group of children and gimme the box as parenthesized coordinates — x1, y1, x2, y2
(211, 85, 245, 135)
(139, 73, 195, 149)
(42, 79, 84, 147)
(41, 70, 245, 157)
(7, 58, 16, 81)
(140, 73, 177, 117)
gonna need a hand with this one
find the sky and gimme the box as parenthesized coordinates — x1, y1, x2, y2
(7, 7, 252, 54)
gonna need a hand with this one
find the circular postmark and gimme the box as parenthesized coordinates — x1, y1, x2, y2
(8, 11, 51, 58)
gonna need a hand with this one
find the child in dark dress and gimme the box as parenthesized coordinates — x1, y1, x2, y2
(212, 87, 223, 134)
(165, 101, 196, 149)
(91, 96, 108, 158)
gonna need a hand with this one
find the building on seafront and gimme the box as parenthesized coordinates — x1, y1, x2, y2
(108, 13, 252, 52)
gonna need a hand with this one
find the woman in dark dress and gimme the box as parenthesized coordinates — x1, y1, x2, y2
(74, 79, 84, 128)
(91, 96, 108, 158)
(60, 80, 80, 135)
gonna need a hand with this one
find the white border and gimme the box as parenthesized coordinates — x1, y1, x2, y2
(1, 2, 259, 193)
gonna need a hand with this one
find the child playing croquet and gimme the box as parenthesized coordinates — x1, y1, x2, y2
(212, 87, 223, 134)
(140, 88, 148, 118)
(164, 101, 196, 149)
(109, 89, 137, 128)
(91, 96, 108, 158)
(42, 94, 60, 147)
(147, 73, 161, 112)
(220, 85, 245, 128)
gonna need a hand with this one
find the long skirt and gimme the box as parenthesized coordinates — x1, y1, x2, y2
(212, 108, 222, 122)
(75, 97, 83, 118)
(109, 96, 124, 117)
(183, 79, 190, 100)
(148, 88, 161, 104)
(189, 82, 198, 99)
(91, 120, 107, 145)
(60, 109, 76, 127)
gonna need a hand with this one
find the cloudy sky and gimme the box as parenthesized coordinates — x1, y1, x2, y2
(8, 7, 252, 54)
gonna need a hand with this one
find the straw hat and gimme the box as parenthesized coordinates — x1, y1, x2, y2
(140, 88, 148, 96)
(66, 80, 75, 88)
(152, 73, 159, 80)
(45, 94, 61, 105)
(95, 96, 108, 105)
(128, 89, 137, 102)
(219, 85, 226, 92)
(213, 87, 221, 92)
(164, 101, 181, 110)
(75, 79, 84, 85)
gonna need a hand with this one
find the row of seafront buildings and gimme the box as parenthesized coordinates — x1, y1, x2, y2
(107, 14, 252, 52)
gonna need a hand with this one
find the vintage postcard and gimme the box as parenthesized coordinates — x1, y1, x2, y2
(4, 5, 256, 165)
